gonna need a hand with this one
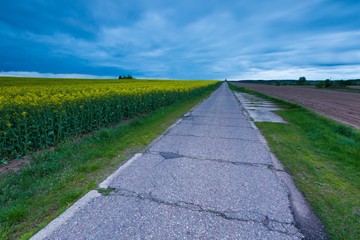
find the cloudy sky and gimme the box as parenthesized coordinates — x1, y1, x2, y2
(1, 0, 360, 80)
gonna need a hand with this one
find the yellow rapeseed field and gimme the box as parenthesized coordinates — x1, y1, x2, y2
(0, 77, 219, 162)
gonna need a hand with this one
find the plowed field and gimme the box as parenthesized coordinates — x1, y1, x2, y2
(232, 83, 360, 130)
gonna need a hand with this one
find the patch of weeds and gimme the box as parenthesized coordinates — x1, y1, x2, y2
(97, 188, 117, 196)
(60, 190, 84, 206)
(335, 124, 356, 138)
(130, 118, 143, 126)
(76, 161, 102, 173)
(0, 204, 28, 225)
(1, 159, 9, 167)
(94, 129, 112, 142)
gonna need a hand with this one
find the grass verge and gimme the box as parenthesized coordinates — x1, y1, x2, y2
(0, 87, 216, 240)
(230, 84, 360, 240)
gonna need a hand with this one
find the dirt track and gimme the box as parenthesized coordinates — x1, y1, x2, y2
(232, 83, 360, 130)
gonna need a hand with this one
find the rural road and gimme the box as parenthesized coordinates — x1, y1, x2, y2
(32, 84, 325, 239)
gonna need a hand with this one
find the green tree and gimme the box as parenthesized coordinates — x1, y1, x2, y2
(298, 76, 306, 85)
(325, 79, 332, 88)
(118, 75, 134, 80)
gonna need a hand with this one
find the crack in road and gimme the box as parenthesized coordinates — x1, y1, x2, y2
(158, 151, 184, 159)
(172, 121, 256, 129)
(184, 115, 247, 120)
(147, 151, 273, 169)
(269, 165, 287, 172)
(105, 188, 302, 238)
(165, 133, 261, 142)
(197, 157, 272, 169)
(178, 122, 251, 127)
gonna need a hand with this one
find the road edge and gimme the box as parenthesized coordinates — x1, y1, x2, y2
(230, 86, 328, 240)
(30, 190, 101, 240)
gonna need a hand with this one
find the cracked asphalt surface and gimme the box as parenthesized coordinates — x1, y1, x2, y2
(35, 84, 305, 239)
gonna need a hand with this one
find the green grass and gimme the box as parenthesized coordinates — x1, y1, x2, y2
(0, 87, 216, 240)
(230, 84, 360, 240)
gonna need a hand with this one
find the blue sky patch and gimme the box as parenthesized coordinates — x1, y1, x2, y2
(1, 0, 359, 79)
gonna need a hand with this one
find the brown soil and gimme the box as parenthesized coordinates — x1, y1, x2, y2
(0, 159, 28, 175)
(232, 83, 360, 130)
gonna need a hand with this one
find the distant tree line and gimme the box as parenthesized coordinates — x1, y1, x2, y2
(236, 80, 299, 85)
(316, 79, 358, 88)
(234, 78, 360, 87)
(118, 74, 135, 79)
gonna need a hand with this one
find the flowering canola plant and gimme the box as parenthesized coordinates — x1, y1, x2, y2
(0, 78, 219, 162)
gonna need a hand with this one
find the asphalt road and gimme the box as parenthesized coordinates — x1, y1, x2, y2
(32, 84, 320, 239)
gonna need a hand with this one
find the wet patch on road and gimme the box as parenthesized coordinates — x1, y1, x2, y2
(234, 92, 286, 123)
